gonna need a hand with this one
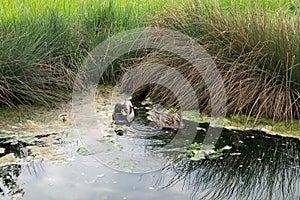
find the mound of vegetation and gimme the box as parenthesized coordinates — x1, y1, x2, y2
(1, 0, 299, 124)
(140, 0, 300, 122)
(0, 0, 177, 106)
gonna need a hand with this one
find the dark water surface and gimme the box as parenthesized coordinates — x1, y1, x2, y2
(1, 107, 300, 200)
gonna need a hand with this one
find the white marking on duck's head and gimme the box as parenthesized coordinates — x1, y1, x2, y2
(123, 100, 133, 114)
(124, 100, 134, 122)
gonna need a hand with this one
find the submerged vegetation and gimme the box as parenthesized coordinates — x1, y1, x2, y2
(0, 0, 299, 125)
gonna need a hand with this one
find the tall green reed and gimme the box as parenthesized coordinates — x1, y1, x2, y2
(0, 0, 182, 106)
(0, 12, 78, 106)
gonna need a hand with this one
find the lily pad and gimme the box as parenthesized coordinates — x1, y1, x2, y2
(185, 143, 232, 161)
(77, 147, 92, 156)
(190, 150, 206, 161)
(108, 158, 140, 173)
(114, 125, 127, 136)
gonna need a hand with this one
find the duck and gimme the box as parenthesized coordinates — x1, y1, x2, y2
(147, 111, 184, 130)
(112, 100, 135, 124)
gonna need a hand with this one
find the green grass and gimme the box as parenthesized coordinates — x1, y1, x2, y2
(0, 0, 183, 107)
(0, 0, 182, 25)
(1, 0, 299, 124)
(183, 110, 300, 138)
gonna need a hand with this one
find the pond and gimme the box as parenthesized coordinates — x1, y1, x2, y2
(0, 103, 300, 200)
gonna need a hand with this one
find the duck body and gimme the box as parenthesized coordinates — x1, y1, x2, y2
(147, 111, 184, 130)
(112, 100, 135, 124)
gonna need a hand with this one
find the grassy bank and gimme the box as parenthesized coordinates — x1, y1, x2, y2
(0, 0, 182, 107)
(1, 0, 299, 124)
(145, 0, 299, 122)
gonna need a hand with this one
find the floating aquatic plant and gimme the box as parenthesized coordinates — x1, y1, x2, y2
(184, 142, 232, 161)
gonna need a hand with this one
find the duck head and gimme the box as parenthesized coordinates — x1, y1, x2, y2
(173, 112, 184, 129)
(112, 100, 134, 124)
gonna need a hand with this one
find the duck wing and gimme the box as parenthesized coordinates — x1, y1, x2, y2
(147, 111, 177, 129)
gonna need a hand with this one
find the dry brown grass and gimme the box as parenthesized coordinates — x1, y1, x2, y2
(119, 1, 300, 123)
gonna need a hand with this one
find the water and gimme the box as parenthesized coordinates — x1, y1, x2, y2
(1, 106, 300, 200)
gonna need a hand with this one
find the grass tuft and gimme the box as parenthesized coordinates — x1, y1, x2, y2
(144, 0, 300, 122)
(0, 0, 182, 106)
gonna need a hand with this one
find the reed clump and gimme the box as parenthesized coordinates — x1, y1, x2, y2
(1, 0, 299, 124)
(134, 0, 300, 122)
(0, 0, 181, 106)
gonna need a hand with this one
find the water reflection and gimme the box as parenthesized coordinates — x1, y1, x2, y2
(163, 126, 300, 200)
(95, 102, 300, 199)
(1, 104, 300, 199)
